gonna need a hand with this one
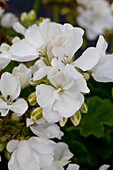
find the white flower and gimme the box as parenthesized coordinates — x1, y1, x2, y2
(12, 64, 32, 89)
(7, 137, 55, 170)
(9, 20, 84, 62)
(99, 164, 110, 170)
(42, 142, 74, 170)
(0, 43, 11, 69)
(1, 13, 18, 28)
(77, 0, 113, 40)
(0, 72, 28, 116)
(36, 69, 84, 123)
(30, 118, 64, 139)
(74, 35, 113, 82)
(9, 20, 48, 62)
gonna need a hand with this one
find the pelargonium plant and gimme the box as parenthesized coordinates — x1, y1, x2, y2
(0, 5, 112, 170)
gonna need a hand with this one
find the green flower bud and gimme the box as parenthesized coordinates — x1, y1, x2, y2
(29, 78, 42, 86)
(28, 10, 36, 21)
(70, 110, 81, 126)
(31, 107, 42, 121)
(28, 92, 37, 106)
(5, 150, 11, 161)
(11, 113, 20, 121)
(80, 103, 88, 114)
(20, 12, 28, 23)
(59, 117, 68, 127)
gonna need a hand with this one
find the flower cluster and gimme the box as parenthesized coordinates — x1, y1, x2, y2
(77, 0, 113, 40)
(0, 7, 113, 170)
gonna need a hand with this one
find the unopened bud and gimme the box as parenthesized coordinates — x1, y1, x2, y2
(80, 103, 88, 113)
(70, 110, 81, 126)
(83, 73, 90, 81)
(28, 92, 37, 106)
(29, 78, 42, 86)
(20, 12, 28, 23)
(31, 107, 42, 121)
(5, 150, 11, 161)
(28, 10, 36, 21)
(11, 113, 20, 121)
(59, 117, 68, 127)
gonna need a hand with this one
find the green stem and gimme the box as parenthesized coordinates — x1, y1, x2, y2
(33, 0, 40, 14)
(53, 5, 59, 23)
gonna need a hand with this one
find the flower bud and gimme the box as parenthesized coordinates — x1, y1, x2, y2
(11, 113, 20, 121)
(59, 117, 68, 127)
(28, 10, 36, 21)
(31, 107, 42, 121)
(5, 150, 11, 161)
(28, 92, 36, 106)
(70, 111, 81, 126)
(20, 12, 28, 23)
(29, 78, 42, 86)
(83, 73, 90, 81)
(80, 103, 88, 113)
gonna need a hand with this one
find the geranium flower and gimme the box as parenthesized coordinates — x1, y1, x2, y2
(36, 70, 84, 123)
(77, 0, 113, 40)
(7, 137, 55, 170)
(74, 35, 113, 82)
(0, 72, 28, 116)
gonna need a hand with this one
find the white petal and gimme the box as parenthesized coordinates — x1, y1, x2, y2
(49, 71, 70, 88)
(12, 63, 31, 89)
(10, 39, 38, 62)
(8, 151, 21, 170)
(73, 47, 101, 71)
(99, 164, 110, 170)
(0, 54, 10, 69)
(36, 84, 54, 108)
(65, 64, 90, 93)
(52, 47, 65, 60)
(26, 118, 34, 127)
(96, 35, 108, 53)
(25, 24, 46, 49)
(43, 109, 62, 123)
(33, 66, 51, 81)
(16, 140, 32, 162)
(28, 137, 55, 155)
(11, 99, 28, 116)
(67, 164, 80, 170)
(13, 22, 26, 35)
(0, 98, 11, 116)
(7, 140, 19, 153)
(65, 30, 83, 58)
(53, 92, 84, 118)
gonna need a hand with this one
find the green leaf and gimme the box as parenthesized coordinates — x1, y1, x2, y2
(77, 96, 113, 137)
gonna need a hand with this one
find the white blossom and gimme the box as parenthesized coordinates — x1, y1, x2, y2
(36, 68, 84, 123)
(42, 142, 74, 170)
(7, 137, 55, 170)
(1, 13, 18, 28)
(74, 35, 113, 82)
(12, 64, 32, 89)
(0, 72, 28, 116)
(9, 20, 84, 62)
(30, 117, 64, 139)
(77, 0, 113, 40)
